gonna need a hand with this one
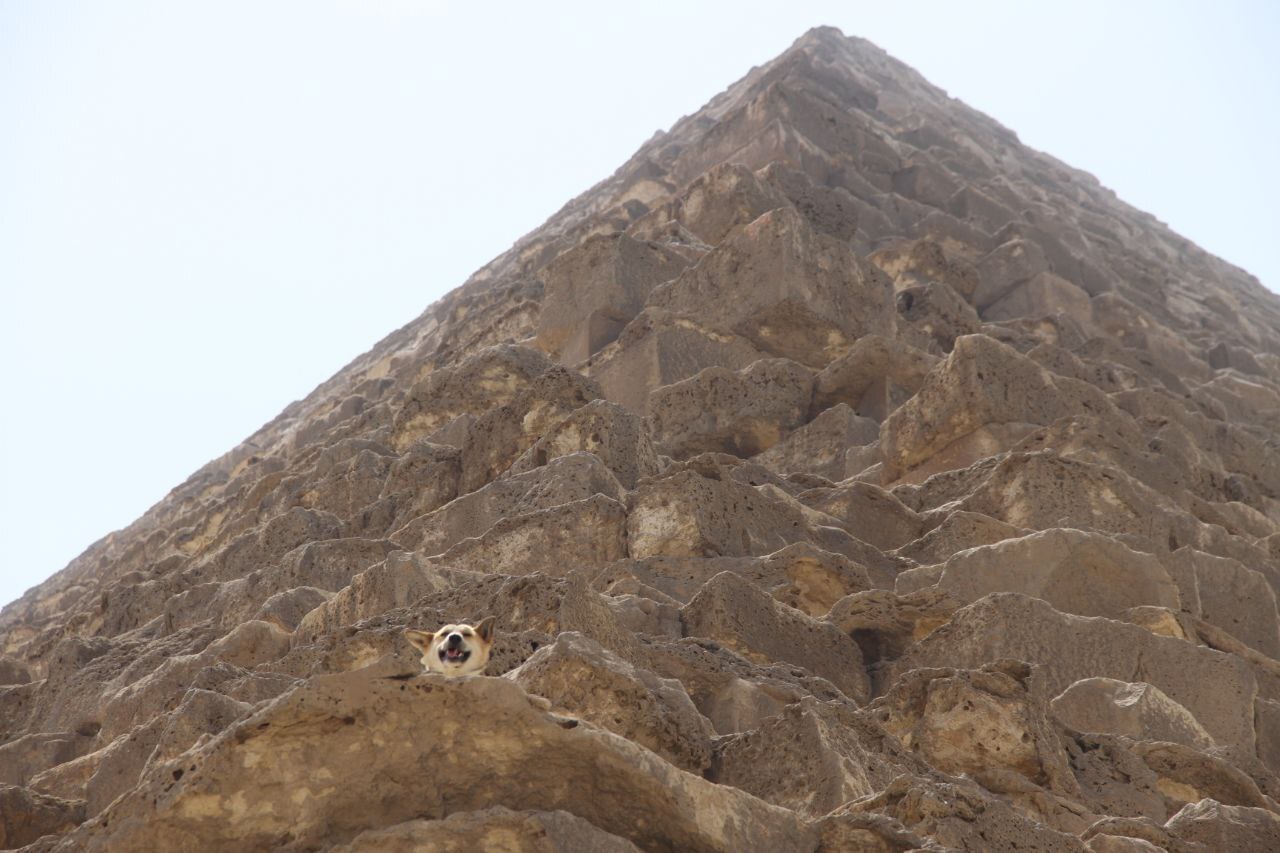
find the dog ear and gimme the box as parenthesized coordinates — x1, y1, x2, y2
(475, 616, 496, 644)
(403, 629, 435, 653)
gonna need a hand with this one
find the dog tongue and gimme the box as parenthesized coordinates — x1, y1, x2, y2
(446, 648, 463, 660)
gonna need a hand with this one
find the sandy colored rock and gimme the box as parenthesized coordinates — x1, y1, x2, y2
(682, 571, 869, 703)
(394, 451, 623, 556)
(842, 775, 1088, 851)
(626, 466, 838, 560)
(649, 358, 813, 459)
(753, 403, 879, 480)
(812, 334, 939, 420)
(798, 480, 923, 552)
(893, 510, 1025, 565)
(892, 594, 1258, 753)
(536, 232, 690, 364)
(869, 661, 1078, 797)
(427, 493, 628, 576)
(0, 785, 84, 849)
(6, 25, 1280, 853)
(456, 365, 602, 493)
(333, 808, 643, 853)
(584, 308, 766, 415)
(633, 162, 788, 246)
(880, 334, 1115, 480)
(896, 528, 1181, 619)
(648, 206, 895, 368)
(51, 670, 816, 852)
(1051, 678, 1217, 751)
(510, 632, 714, 774)
(506, 399, 661, 488)
(1169, 548, 1280, 659)
(390, 344, 558, 451)
(712, 697, 922, 817)
(1163, 798, 1280, 850)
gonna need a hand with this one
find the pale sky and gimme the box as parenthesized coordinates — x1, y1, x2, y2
(2, 1, 1277, 608)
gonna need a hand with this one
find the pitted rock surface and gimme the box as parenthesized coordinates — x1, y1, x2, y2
(3, 25, 1279, 851)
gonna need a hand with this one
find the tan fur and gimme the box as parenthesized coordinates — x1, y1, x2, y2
(404, 617, 496, 676)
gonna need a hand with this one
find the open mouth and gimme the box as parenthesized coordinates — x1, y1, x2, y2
(440, 647, 471, 664)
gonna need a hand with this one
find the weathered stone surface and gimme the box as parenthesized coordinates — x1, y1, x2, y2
(683, 571, 869, 703)
(758, 161, 861, 242)
(648, 206, 895, 368)
(428, 494, 628, 577)
(598, 542, 871, 620)
(798, 480, 923, 552)
(0, 785, 84, 849)
(1169, 548, 1280, 659)
(753, 403, 879, 480)
(393, 451, 623, 557)
(812, 334, 939, 420)
(1163, 798, 1280, 850)
(510, 632, 714, 774)
(7, 26, 1280, 853)
(870, 237, 979, 301)
(827, 587, 960, 678)
(893, 510, 1025, 565)
(986, 270, 1095, 328)
(973, 237, 1050, 310)
(536, 233, 690, 364)
(649, 358, 813, 458)
(456, 366, 603, 493)
(880, 334, 1116, 481)
(584, 308, 766, 415)
(842, 775, 1088, 851)
(1051, 678, 1217, 750)
(896, 528, 1181, 619)
(894, 280, 984, 353)
(0, 655, 30, 686)
(892, 594, 1259, 753)
(869, 661, 1078, 797)
(390, 344, 557, 451)
(52, 670, 816, 852)
(632, 162, 788, 247)
(294, 552, 457, 642)
(333, 808, 643, 853)
(712, 697, 921, 817)
(506, 400, 661, 488)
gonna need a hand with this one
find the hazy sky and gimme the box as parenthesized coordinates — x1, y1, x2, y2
(2, 1, 1277, 608)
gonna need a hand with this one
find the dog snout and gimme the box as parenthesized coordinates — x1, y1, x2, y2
(445, 633, 463, 649)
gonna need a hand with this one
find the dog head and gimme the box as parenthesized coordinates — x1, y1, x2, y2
(403, 617, 496, 676)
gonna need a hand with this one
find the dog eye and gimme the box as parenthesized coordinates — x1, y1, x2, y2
(461, 629, 473, 636)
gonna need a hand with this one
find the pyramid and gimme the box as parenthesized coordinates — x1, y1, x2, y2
(3, 27, 1280, 851)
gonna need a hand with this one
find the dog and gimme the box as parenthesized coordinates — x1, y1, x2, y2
(403, 617, 496, 676)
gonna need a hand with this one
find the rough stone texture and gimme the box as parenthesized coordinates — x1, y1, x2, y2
(5, 25, 1280, 852)
(812, 334, 939, 421)
(711, 697, 923, 817)
(1051, 678, 1217, 751)
(753, 402, 879, 481)
(48, 671, 816, 852)
(646, 205, 895, 369)
(333, 808, 643, 853)
(892, 594, 1259, 753)
(868, 661, 1078, 797)
(509, 632, 715, 774)
(535, 232, 690, 364)
(0, 785, 85, 850)
(880, 333, 1116, 482)
(427, 493, 628, 577)
(682, 571, 869, 703)
(895, 528, 1182, 619)
(1164, 799, 1280, 850)
(649, 358, 814, 459)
